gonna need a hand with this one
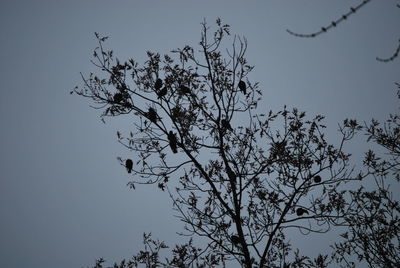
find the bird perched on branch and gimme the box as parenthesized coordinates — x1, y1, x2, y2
(146, 107, 158, 123)
(231, 235, 240, 245)
(296, 208, 309, 216)
(238, 80, 246, 94)
(157, 87, 168, 99)
(227, 167, 237, 191)
(154, 78, 163, 91)
(168, 131, 178, 153)
(113, 92, 123, 103)
(314, 175, 322, 183)
(227, 167, 236, 182)
(125, 159, 133, 173)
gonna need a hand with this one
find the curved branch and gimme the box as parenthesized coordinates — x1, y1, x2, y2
(287, 0, 372, 38)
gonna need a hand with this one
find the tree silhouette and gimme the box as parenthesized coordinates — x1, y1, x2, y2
(75, 19, 397, 267)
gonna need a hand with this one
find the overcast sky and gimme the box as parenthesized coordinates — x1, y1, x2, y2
(0, 1, 399, 267)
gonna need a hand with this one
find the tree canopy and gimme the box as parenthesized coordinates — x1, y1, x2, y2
(75, 19, 399, 268)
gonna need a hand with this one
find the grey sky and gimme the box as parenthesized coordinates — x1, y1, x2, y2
(0, 1, 399, 267)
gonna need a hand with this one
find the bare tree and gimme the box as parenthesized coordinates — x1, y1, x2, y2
(76, 19, 370, 267)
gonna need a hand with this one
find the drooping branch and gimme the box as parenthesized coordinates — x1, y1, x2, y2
(287, 1, 400, 63)
(286, 0, 372, 38)
(376, 39, 400, 62)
